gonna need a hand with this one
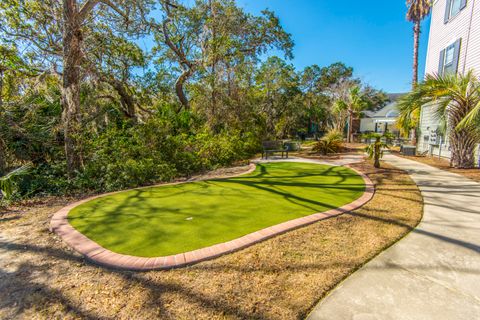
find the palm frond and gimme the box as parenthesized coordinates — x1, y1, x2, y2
(406, 0, 432, 22)
(0, 165, 30, 200)
(400, 70, 480, 167)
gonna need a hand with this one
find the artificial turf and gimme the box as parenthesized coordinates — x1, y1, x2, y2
(68, 162, 366, 257)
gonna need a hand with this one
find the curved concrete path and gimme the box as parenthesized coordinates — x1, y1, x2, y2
(308, 154, 480, 320)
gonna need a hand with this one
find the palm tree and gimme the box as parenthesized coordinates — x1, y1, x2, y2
(406, 0, 431, 87)
(398, 71, 480, 168)
(335, 86, 366, 143)
(396, 96, 421, 137)
(363, 133, 393, 168)
(405, 0, 431, 144)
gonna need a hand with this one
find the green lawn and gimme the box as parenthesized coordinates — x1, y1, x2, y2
(68, 162, 366, 257)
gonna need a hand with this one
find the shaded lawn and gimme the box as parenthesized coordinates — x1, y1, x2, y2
(0, 161, 423, 320)
(68, 162, 365, 257)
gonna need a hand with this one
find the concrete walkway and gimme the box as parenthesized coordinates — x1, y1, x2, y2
(308, 155, 480, 320)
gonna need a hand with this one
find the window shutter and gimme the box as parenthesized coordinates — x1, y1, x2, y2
(452, 38, 462, 74)
(438, 49, 446, 76)
(444, 0, 452, 23)
(460, 0, 467, 10)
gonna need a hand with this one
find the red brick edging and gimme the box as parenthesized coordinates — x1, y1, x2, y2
(50, 161, 375, 271)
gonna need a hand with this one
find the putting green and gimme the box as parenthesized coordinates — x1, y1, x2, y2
(68, 162, 366, 257)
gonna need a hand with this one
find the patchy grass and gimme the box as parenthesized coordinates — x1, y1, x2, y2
(0, 161, 422, 320)
(398, 154, 480, 183)
(69, 162, 365, 257)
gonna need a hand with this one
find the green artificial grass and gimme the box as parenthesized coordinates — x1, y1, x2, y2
(68, 162, 366, 257)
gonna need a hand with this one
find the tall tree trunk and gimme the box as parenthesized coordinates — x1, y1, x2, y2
(412, 20, 420, 87)
(410, 20, 421, 146)
(175, 69, 192, 111)
(209, 0, 218, 128)
(0, 139, 5, 175)
(109, 78, 137, 120)
(161, 10, 193, 112)
(0, 68, 3, 111)
(0, 69, 8, 174)
(347, 111, 353, 143)
(62, 0, 83, 176)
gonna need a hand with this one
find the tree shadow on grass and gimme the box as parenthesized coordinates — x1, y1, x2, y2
(0, 262, 106, 320)
(0, 241, 271, 320)
(67, 164, 366, 254)
(345, 211, 480, 253)
(1, 213, 479, 320)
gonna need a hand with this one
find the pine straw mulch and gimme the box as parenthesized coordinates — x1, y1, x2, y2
(396, 153, 480, 183)
(291, 143, 367, 161)
(0, 160, 423, 320)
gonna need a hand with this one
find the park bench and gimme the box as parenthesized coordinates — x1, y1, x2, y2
(262, 141, 289, 159)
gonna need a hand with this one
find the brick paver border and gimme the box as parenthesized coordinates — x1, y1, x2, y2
(50, 160, 375, 271)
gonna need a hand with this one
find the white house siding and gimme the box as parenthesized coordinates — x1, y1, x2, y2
(418, 104, 452, 158)
(464, 1, 480, 72)
(359, 120, 375, 133)
(420, 0, 480, 162)
(424, 0, 479, 76)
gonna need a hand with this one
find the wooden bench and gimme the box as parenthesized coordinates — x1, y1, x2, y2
(262, 141, 289, 159)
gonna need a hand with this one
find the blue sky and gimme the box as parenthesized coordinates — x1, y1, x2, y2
(152, 0, 431, 93)
(234, 0, 431, 93)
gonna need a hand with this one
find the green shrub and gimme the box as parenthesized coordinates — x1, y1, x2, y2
(12, 106, 261, 197)
(313, 130, 343, 155)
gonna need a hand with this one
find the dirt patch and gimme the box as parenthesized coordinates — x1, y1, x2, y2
(292, 142, 367, 160)
(0, 161, 423, 320)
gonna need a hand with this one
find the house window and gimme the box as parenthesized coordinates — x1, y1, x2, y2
(444, 45, 456, 72)
(450, 0, 462, 17)
(438, 39, 461, 75)
(444, 0, 467, 23)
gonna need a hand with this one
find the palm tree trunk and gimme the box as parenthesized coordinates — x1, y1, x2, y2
(412, 20, 420, 87)
(410, 20, 421, 146)
(347, 111, 353, 143)
(374, 139, 381, 168)
(450, 129, 477, 168)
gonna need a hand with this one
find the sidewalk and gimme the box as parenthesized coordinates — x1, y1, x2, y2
(307, 155, 480, 320)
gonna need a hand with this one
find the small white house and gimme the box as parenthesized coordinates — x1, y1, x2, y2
(360, 101, 400, 136)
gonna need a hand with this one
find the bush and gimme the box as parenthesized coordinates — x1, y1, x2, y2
(12, 106, 261, 197)
(313, 130, 343, 155)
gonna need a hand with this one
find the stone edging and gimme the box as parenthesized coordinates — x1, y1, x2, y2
(50, 160, 375, 271)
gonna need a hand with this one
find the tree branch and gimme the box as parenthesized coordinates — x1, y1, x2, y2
(79, 0, 128, 22)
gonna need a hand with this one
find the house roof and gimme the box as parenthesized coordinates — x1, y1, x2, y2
(363, 93, 405, 118)
(363, 102, 399, 118)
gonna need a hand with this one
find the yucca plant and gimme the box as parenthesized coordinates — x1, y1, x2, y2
(398, 71, 480, 168)
(364, 133, 393, 168)
(313, 130, 343, 155)
(0, 165, 30, 201)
